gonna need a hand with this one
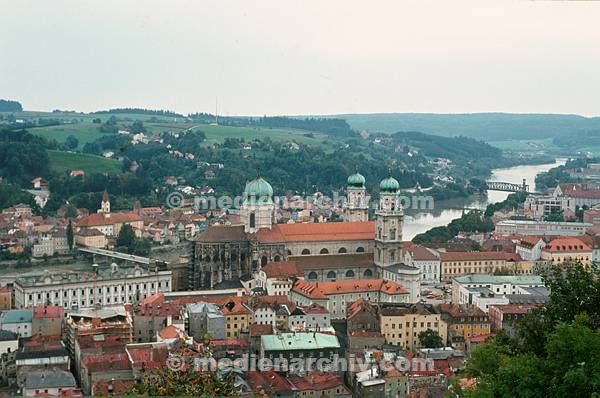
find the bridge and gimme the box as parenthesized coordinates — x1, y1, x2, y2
(77, 247, 150, 265)
(486, 179, 530, 193)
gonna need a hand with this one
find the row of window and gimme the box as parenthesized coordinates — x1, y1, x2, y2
(307, 269, 373, 280)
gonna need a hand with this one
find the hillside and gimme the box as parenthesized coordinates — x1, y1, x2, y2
(336, 113, 600, 141)
(47, 150, 122, 174)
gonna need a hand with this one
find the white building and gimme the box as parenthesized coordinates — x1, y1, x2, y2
(403, 244, 440, 283)
(13, 264, 172, 309)
(0, 309, 33, 338)
(452, 275, 544, 305)
(515, 237, 546, 261)
(495, 220, 592, 237)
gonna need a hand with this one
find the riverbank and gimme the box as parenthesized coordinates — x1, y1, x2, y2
(403, 158, 567, 240)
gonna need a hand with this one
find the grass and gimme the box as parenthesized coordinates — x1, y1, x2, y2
(487, 138, 559, 152)
(28, 123, 105, 148)
(190, 123, 335, 148)
(48, 150, 122, 174)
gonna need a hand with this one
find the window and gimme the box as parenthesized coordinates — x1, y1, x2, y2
(327, 271, 336, 279)
(320, 248, 329, 254)
(356, 247, 365, 253)
(345, 270, 355, 278)
(301, 249, 311, 255)
(364, 269, 373, 278)
(338, 247, 347, 254)
(249, 212, 256, 228)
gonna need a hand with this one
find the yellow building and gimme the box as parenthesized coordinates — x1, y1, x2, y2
(380, 304, 447, 351)
(74, 228, 107, 248)
(440, 252, 506, 280)
(434, 304, 490, 350)
(540, 238, 592, 266)
(221, 298, 251, 338)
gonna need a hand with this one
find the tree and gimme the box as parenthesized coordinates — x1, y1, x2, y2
(544, 209, 564, 222)
(116, 224, 136, 249)
(418, 329, 444, 348)
(132, 238, 151, 256)
(65, 135, 79, 150)
(127, 345, 238, 396)
(66, 220, 74, 250)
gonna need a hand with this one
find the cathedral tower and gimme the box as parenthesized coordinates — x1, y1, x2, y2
(240, 176, 276, 233)
(343, 171, 369, 222)
(374, 174, 403, 267)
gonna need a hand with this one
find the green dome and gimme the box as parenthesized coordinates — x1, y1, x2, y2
(347, 172, 366, 188)
(380, 176, 400, 193)
(244, 177, 273, 203)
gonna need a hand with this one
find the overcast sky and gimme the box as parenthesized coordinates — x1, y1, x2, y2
(1, 0, 599, 116)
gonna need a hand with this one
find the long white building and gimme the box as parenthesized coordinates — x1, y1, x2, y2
(14, 264, 172, 309)
(451, 274, 544, 305)
(495, 220, 592, 237)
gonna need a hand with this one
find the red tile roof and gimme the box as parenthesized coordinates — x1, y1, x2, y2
(542, 238, 590, 252)
(134, 303, 182, 317)
(467, 333, 495, 343)
(258, 221, 374, 243)
(247, 370, 291, 393)
(292, 279, 408, 299)
(406, 244, 439, 261)
(249, 324, 273, 336)
(559, 183, 600, 199)
(126, 343, 169, 370)
(82, 352, 131, 372)
(76, 212, 141, 227)
(435, 304, 487, 319)
(33, 305, 63, 319)
(304, 303, 329, 314)
(488, 304, 539, 315)
(287, 373, 348, 392)
(261, 261, 299, 278)
(92, 379, 134, 396)
(158, 325, 181, 339)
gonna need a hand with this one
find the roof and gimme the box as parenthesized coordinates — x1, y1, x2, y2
(0, 330, 18, 341)
(346, 298, 378, 320)
(261, 261, 299, 278)
(196, 225, 247, 242)
(76, 228, 104, 237)
(292, 279, 408, 299)
(453, 275, 543, 285)
(158, 325, 181, 339)
(0, 309, 32, 324)
(406, 244, 439, 261)
(435, 304, 487, 319)
(76, 212, 141, 227)
(380, 303, 435, 317)
(82, 352, 131, 372)
(287, 373, 348, 392)
(247, 371, 291, 393)
(488, 304, 539, 315)
(304, 303, 329, 314)
(542, 237, 590, 252)
(439, 251, 507, 262)
(249, 324, 273, 337)
(135, 302, 182, 317)
(559, 183, 600, 199)
(261, 332, 340, 351)
(33, 305, 63, 319)
(126, 343, 169, 370)
(468, 333, 495, 344)
(291, 253, 374, 270)
(257, 221, 374, 243)
(24, 370, 76, 389)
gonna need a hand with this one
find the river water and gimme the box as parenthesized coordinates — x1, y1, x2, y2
(402, 158, 567, 240)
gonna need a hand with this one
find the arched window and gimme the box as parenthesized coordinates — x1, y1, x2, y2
(327, 271, 336, 279)
(301, 249, 311, 255)
(345, 270, 355, 278)
(338, 247, 347, 254)
(356, 247, 365, 253)
(261, 256, 268, 266)
(274, 255, 281, 262)
(364, 269, 373, 278)
(287, 250, 292, 256)
(320, 248, 329, 254)
(308, 272, 318, 280)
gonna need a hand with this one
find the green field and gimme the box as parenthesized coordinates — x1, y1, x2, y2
(28, 123, 105, 147)
(488, 138, 558, 152)
(190, 123, 334, 148)
(48, 150, 122, 174)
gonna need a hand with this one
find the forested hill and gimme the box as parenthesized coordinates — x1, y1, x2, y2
(335, 112, 600, 140)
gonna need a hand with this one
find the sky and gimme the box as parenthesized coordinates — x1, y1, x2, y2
(1, 0, 600, 116)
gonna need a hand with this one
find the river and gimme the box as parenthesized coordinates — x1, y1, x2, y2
(402, 158, 567, 240)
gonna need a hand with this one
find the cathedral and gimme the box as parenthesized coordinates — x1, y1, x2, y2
(191, 172, 419, 300)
